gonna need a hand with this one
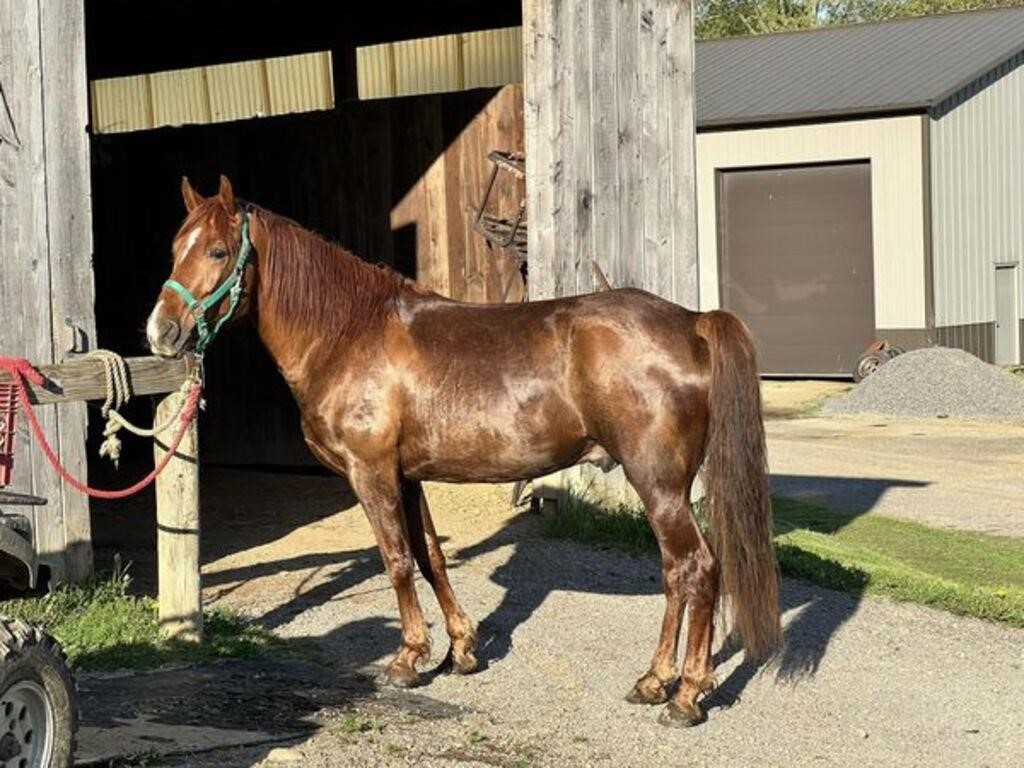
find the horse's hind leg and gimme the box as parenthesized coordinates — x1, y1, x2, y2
(401, 480, 478, 674)
(662, 543, 719, 728)
(624, 484, 698, 705)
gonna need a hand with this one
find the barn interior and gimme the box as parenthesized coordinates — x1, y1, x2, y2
(83, 0, 527, 576)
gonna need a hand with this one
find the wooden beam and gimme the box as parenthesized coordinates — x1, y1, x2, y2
(154, 389, 202, 643)
(39, 0, 97, 581)
(0, 355, 190, 405)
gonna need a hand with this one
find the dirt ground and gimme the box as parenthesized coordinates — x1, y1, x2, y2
(761, 379, 852, 419)
(80, 382, 1024, 766)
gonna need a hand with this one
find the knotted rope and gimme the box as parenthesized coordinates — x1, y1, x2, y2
(88, 349, 189, 467)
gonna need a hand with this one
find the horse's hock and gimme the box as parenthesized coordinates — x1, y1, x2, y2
(0, 355, 204, 642)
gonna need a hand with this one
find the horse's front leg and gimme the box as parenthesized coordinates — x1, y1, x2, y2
(348, 461, 432, 687)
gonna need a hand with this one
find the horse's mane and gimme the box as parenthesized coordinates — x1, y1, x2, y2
(250, 204, 412, 341)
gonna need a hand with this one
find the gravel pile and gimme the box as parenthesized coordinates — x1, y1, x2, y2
(823, 346, 1024, 421)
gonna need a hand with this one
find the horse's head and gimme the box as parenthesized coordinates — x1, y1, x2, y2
(147, 174, 255, 357)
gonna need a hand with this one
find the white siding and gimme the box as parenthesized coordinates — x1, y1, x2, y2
(697, 115, 929, 330)
(931, 55, 1024, 327)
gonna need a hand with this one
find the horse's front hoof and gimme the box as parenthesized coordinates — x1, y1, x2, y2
(658, 700, 704, 728)
(381, 663, 420, 689)
(626, 673, 673, 705)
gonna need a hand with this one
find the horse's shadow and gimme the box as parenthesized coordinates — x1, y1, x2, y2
(459, 518, 863, 687)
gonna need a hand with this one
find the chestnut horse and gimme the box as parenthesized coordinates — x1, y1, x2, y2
(147, 176, 781, 726)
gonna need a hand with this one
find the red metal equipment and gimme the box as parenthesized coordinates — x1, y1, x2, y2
(0, 384, 17, 489)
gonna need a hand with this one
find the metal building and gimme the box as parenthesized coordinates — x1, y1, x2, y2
(695, 7, 1024, 374)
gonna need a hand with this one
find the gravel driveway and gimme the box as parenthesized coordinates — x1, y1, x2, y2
(767, 416, 1024, 536)
(163, 482, 1024, 768)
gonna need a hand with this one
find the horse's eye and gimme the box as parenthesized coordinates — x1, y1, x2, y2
(210, 248, 228, 260)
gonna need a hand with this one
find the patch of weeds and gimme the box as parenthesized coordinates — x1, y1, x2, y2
(335, 712, 378, 735)
(383, 742, 405, 755)
(467, 729, 488, 744)
(0, 562, 307, 672)
(543, 494, 655, 556)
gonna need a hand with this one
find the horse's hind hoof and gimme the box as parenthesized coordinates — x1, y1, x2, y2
(381, 664, 420, 689)
(658, 701, 704, 728)
(452, 651, 478, 675)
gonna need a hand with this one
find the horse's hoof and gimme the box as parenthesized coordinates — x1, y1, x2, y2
(625, 675, 672, 705)
(658, 701, 704, 728)
(452, 651, 478, 675)
(381, 664, 420, 689)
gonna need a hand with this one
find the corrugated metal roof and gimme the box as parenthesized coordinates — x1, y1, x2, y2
(696, 7, 1024, 128)
(91, 51, 333, 134)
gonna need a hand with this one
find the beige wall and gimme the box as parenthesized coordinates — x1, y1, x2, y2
(696, 115, 929, 330)
(931, 54, 1024, 328)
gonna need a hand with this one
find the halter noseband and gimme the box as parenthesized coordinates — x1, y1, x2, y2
(163, 209, 252, 355)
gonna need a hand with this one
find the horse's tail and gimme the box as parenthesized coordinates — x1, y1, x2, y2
(695, 310, 782, 659)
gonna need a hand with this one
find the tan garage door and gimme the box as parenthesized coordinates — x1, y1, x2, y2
(717, 162, 875, 376)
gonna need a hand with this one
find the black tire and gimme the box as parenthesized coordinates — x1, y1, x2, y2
(853, 350, 889, 382)
(0, 618, 77, 768)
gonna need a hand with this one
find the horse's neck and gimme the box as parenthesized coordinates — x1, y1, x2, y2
(250, 217, 394, 390)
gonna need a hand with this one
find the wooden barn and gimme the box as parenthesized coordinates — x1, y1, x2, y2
(0, 0, 696, 587)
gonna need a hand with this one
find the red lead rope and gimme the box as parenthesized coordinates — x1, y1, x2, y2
(0, 356, 202, 500)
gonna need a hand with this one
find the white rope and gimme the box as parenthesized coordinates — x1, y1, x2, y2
(82, 350, 190, 468)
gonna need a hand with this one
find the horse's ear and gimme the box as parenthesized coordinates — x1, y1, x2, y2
(218, 174, 236, 211)
(181, 176, 202, 212)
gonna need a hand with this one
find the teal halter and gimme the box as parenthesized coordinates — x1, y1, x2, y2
(164, 210, 252, 354)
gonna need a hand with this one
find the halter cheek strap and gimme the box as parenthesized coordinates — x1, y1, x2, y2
(164, 210, 252, 354)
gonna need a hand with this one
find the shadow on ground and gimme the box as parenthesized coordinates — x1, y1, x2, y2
(771, 472, 929, 515)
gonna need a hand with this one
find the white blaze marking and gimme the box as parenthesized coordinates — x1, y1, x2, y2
(176, 226, 202, 263)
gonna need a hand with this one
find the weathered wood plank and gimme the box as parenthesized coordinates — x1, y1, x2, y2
(572, 0, 595, 294)
(589, 0, 619, 288)
(39, 0, 96, 580)
(641, 1, 672, 297)
(549, 0, 575, 298)
(0, 356, 189, 405)
(154, 390, 202, 643)
(666, 0, 698, 308)
(615, 0, 643, 290)
(1, 0, 64, 580)
(523, 0, 556, 300)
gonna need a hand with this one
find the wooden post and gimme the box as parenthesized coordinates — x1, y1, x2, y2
(154, 391, 202, 642)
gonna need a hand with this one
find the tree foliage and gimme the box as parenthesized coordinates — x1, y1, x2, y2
(696, 0, 1024, 40)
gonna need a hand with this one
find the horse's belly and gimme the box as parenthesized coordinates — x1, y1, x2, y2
(399, 398, 590, 483)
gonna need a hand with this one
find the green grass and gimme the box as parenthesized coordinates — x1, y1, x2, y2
(543, 494, 1024, 627)
(0, 567, 301, 671)
(543, 495, 659, 556)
